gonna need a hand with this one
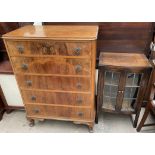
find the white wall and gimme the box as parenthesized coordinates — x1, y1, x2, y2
(0, 74, 24, 106)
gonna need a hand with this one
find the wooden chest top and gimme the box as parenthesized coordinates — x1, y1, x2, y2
(2, 25, 98, 40)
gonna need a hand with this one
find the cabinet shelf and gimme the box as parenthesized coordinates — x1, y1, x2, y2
(102, 96, 135, 114)
(102, 101, 135, 114)
(104, 83, 140, 88)
(121, 100, 135, 113)
(104, 95, 137, 100)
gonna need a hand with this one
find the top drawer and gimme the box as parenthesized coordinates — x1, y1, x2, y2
(6, 40, 91, 57)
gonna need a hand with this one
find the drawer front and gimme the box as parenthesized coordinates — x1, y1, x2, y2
(22, 90, 91, 106)
(11, 57, 91, 75)
(6, 40, 91, 56)
(26, 104, 92, 121)
(17, 75, 91, 92)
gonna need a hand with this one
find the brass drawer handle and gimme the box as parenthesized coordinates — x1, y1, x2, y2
(76, 83, 82, 89)
(26, 80, 32, 86)
(74, 47, 81, 56)
(31, 96, 36, 101)
(21, 64, 28, 70)
(49, 46, 55, 54)
(17, 45, 24, 54)
(76, 96, 83, 104)
(77, 112, 84, 117)
(42, 46, 48, 55)
(75, 64, 82, 73)
(42, 46, 55, 55)
(33, 108, 40, 114)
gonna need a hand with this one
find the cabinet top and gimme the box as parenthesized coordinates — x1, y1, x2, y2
(3, 25, 98, 40)
(99, 52, 152, 69)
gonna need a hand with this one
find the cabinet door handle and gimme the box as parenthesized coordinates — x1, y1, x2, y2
(118, 91, 124, 93)
(17, 45, 24, 54)
(75, 64, 82, 73)
(21, 64, 28, 70)
(74, 47, 81, 56)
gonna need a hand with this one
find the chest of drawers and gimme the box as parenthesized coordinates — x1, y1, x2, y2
(3, 25, 98, 131)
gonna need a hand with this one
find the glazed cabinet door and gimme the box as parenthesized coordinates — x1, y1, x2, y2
(122, 73, 142, 112)
(102, 71, 120, 111)
(102, 70, 143, 113)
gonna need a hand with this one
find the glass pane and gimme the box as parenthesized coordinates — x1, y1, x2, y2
(134, 74, 142, 86)
(123, 73, 142, 111)
(122, 99, 135, 112)
(124, 87, 139, 99)
(104, 85, 118, 97)
(103, 96, 116, 110)
(104, 71, 120, 85)
(126, 73, 142, 87)
(103, 71, 120, 111)
(105, 71, 112, 84)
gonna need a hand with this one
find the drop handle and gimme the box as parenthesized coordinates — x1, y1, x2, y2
(77, 112, 84, 117)
(26, 80, 32, 86)
(33, 108, 40, 114)
(31, 96, 36, 101)
(42, 46, 48, 54)
(42, 46, 54, 55)
(76, 83, 82, 89)
(21, 64, 28, 70)
(17, 45, 24, 54)
(76, 96, 83, 104)
(75, 64, 82, 73)
(74, 47, 81, 56)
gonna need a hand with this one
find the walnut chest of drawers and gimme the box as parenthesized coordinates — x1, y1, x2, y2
(3, 25, 98, 131)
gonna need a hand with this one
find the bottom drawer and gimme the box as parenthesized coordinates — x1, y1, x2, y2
(25, 104, 93, 121)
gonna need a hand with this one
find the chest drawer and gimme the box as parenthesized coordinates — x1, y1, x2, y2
(26, 104, 93, 121)
(11, 57, 91, 75)
(6, 40, 91, 56)
(21, 90, 91, 106)
(16, 75, 91, 92)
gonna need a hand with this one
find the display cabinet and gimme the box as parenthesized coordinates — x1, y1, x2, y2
(103, 71, 142, 113)
(96, 52, 152, 127)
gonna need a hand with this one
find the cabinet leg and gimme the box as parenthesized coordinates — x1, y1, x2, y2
(95, 95, 98, 124)
(6, 109, 13, 114)
(95, 115, 98, 124)
(88, 123, 94, 133)
(137, 103, 150, 132)
(0, 109, 5, 121)
(133, 108, 141, 128)
(28, 119, 35, 127)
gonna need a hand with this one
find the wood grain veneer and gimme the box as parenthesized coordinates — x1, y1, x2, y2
(3, 25, 98, 131)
